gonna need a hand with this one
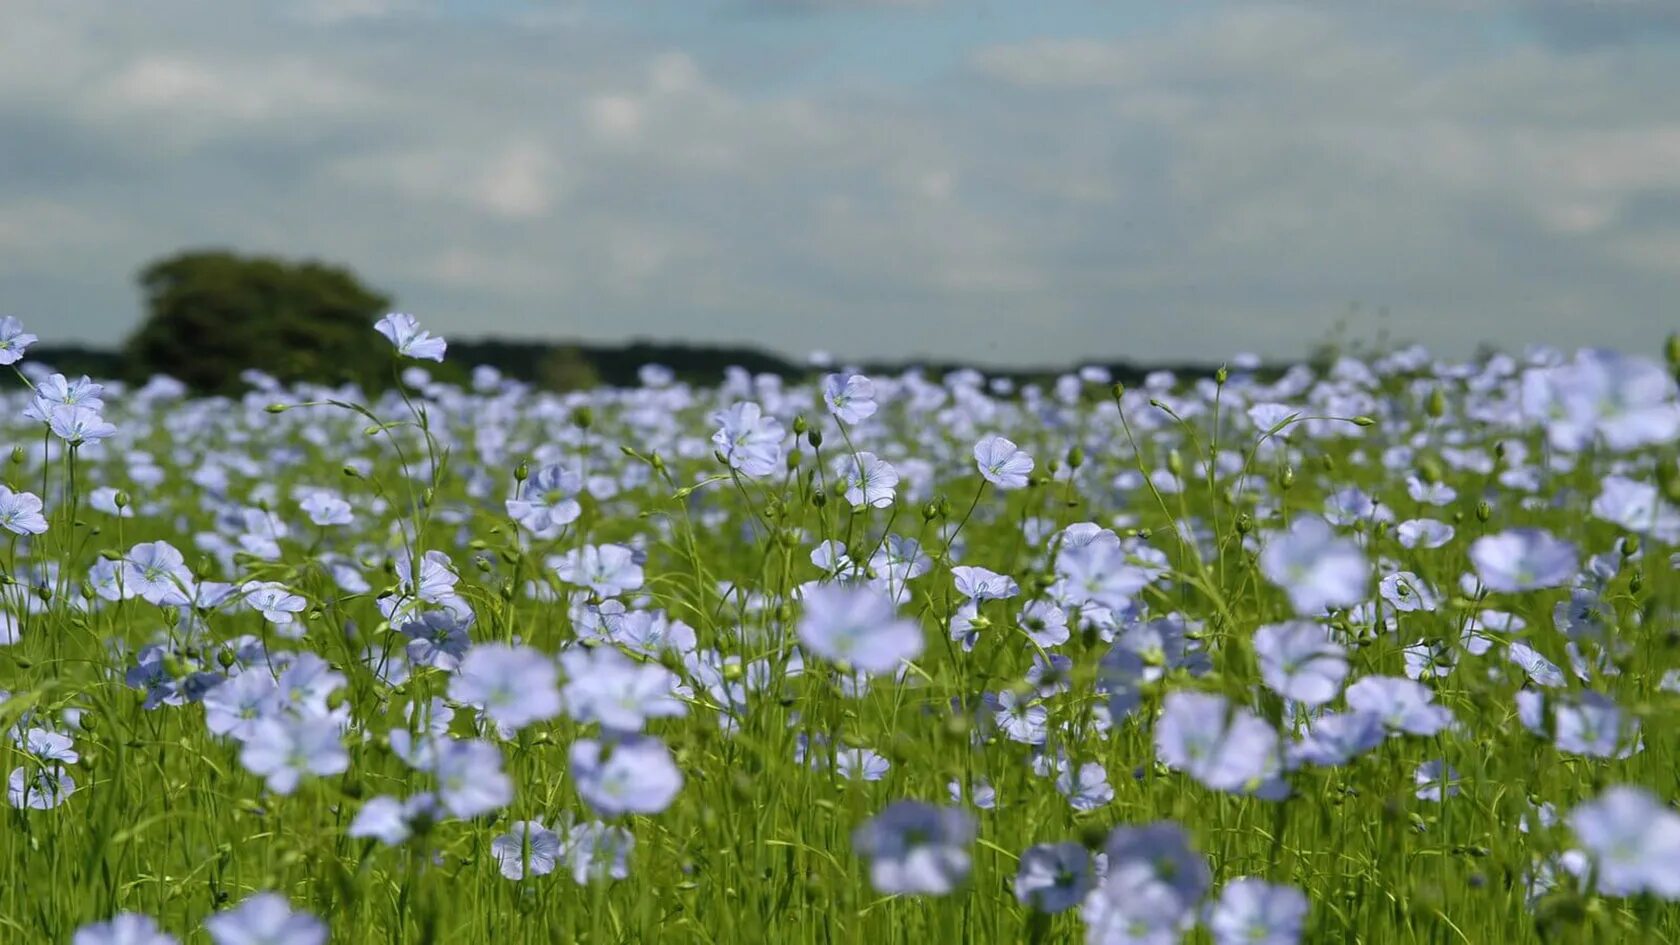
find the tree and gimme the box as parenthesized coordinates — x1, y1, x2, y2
(123, 249, 393, 394)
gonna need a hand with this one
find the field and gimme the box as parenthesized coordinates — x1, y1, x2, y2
(4, 315, 1680, 944)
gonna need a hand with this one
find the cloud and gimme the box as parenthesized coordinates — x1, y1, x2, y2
(0, 0, 1677, 366)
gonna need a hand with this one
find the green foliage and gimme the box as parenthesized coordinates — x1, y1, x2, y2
(122, 249, 394, 394)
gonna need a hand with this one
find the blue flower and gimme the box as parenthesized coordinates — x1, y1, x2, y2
(374, 312, 447, 362)
(448, 643, 563, 733)
(72, 914, 179, 945)
(1469, 529, 1578, 593)
(1252, 621, 1348, 707)
(1205, 878, 1308, 945)
(1014, 841, 1091, 914)
(1567, 785, 1680, 898)
(570, 736, 683, 815)
(204, 892, 325, 945)
(851, 800, 975, 896)
(797, 583, 924, 676)
(973, 434, 1034, 490)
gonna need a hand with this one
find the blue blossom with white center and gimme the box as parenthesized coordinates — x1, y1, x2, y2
(1401, 641, 1457, 680)
(1379, 571, 1437, 613)
(1014, 841, 1091, 914)
(448, 643, 562, 733)
(1258, 515, 1368, 616)
(1469, 529, 1578, 593)
(990, 688, 1049, 745)
(951, 566, 1019, 602)
(380, 550, 467, 622)
(1506, 641, 1567, 688)
(1552, 691, 1632, 758)
(560, 645, 687, 732)
(202, 670, 281, 740)
(507, 463, 583, 536)
(851, 800, 975, 896)
(948, 777, 997, 810)
(1091, 821, 1210, 930)
(567, 820, 635, 884)
(399, 609, 472, 670)
(834, 451, 898, 509)
(1566, 785, 1680, 898)
(7, 764, 75, 809)
(348, 793, 438, 846)
(1253, 621, 1348, 707)
(122, 541, 194, 606)
(1154, 691, 1281, 796)
(973, 434, 1034, 489)
(1396, 518, 1454, 549)
(238, 713, 349, 795)
(298, 491, 352, 527)
(1288, 711, 1386, 768)
(47, 404, 117, 444)
(797, 582, 923, 675)
(429, 737, 513, 818)
(374, 312, 446, 362)
(240, 582, 307, 628)
(0, 486, 47, 536)
(491, 820, 564, 879)
(711, 401, 784, 477)
(569, 736, 684, 815)
(554, 543, 644, 597)
(1017, 599, 1070, 648)
(823, 373, 878, 424)
(1205, 879, 1308, 945)
(1413, 760, 1460, 801)
(204, 892, 326, 945)
(1056, 760, 1114, 811)
(0, 316, 37, 365)
(1344, 676, 1454, 736)
(72, 913, 180, 945)
(834, 746, 891, 781)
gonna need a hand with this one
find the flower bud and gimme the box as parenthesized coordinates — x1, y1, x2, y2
(1426, 387, 1446, 419)
(266, 403, 288, 414)
(806, 428, 823, 449)
(1215, 366, 1228, 385)
(792, 415, 808, 436)
(1475, 500, 1492, 522)
(571, 406, 593, 430)
(1110, 382, 1125, 400)
(1066, 445, 1084, 469)
(514, 461, 529, 483)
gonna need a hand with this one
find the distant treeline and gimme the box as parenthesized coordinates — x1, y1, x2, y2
(26, 339, 1224, 392)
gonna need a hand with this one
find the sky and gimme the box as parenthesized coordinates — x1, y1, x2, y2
(3, 0, 1679, 367)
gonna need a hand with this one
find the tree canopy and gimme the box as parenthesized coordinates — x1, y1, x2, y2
(123, 250, 395, 394)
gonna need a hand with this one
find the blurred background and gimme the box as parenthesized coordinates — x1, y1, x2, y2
(4, 0, 1678, 391)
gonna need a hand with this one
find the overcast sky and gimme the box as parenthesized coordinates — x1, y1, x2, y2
(4, 0, 1678, 366)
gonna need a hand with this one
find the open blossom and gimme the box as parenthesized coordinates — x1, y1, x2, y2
(1259, 516, 1368, 616)
(0, 486, 48, 536)
(711, 401, 784, 477)
(798, 583, 923, 675)
(823, 373, 878, 424)
(0, 316, 37, 365)
(852, 801, 975, 896)
(1469, 529, 1577, 592)
(374, 312, 447, 362)
(834, 451, 899, 509)
(47, 404, 117, 444)
(973, 434, 1034, 489)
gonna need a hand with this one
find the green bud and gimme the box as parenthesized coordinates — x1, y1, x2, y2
(1110, 382, 1126, 400)
(341, 464, 363, 479)
(8, 446, 21, 465)
(514, 461, 529, 483)
(113, 490, 129, 509)
(1066, 446, 1085, 469)
(571, 406, 593, 430)
(1475, 500, 1492, 523)
(1279, 465, 1295, 490)
(811, 489, 827, 508)
(1351, 415, 1376, 427)
(266, 403, 288, 414)
(1621, 535, 1640, 556)
(1215, 365, 1229, 385)
(792, 415, 808, 436)
(1426, 387, 1446, 419)
(785, 449, 802, 471)
(1234, 513, 1253, 535)
(1167, 449, 1184, 478)
(806, 428, 823, 449)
